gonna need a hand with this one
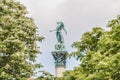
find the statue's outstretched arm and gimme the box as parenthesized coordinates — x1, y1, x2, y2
(49, 29, 56, 32)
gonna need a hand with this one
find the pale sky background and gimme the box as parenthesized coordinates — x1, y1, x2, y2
(18, 0, 120, 77)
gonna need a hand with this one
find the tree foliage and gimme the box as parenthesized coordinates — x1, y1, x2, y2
(35, 71, 55, 80)
(63, 15, 120, 80)
(0, 0, 43, 79)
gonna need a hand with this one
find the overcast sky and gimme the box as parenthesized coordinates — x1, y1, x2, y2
(19, 0, 120, 76)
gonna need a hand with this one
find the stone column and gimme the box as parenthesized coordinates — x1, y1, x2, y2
(55, 66, 66, 77)
(52, 50, 68, 77)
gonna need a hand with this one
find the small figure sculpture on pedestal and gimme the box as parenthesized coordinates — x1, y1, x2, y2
(50, 22, 68, 77)
(50, 21, 67, 43)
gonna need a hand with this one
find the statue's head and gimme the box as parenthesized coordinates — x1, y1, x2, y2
(57, 21, 64, 28)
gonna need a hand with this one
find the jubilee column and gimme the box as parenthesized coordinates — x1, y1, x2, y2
(50, 22, 68, 77)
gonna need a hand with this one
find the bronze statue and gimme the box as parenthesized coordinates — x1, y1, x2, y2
(50, 22, 67, 43)
(51, 22, 68, 67)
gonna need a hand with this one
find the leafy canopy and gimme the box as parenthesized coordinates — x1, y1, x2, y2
(63, 15, 120, 80)
(0, 0, 43, 79)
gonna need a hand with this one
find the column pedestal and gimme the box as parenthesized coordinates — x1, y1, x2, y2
(52, 51, 68, 77)
(55, 66, 65, 77)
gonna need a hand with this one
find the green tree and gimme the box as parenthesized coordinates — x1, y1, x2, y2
(36, 71, 55, 80)
(64, 15, 120, 80)
(0, 0, 43, 79)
